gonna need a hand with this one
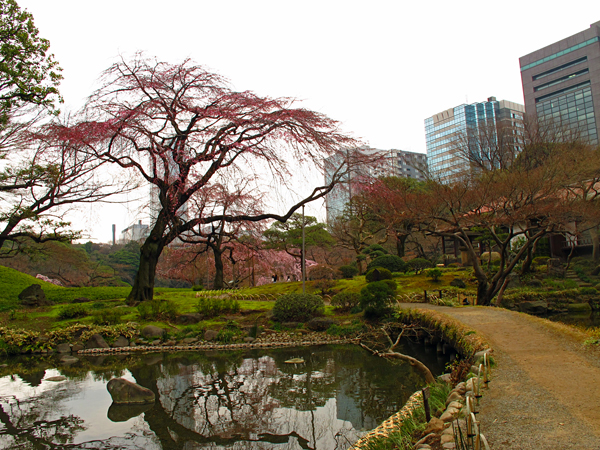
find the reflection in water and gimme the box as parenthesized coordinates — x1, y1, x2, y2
(0, 343, 454, 449)
(545, 311, 600, 328)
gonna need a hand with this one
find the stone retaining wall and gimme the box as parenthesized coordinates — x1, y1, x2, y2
(77, 337, 356, 354)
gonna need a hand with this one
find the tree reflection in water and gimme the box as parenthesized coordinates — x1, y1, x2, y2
(0, 343, 453, 449)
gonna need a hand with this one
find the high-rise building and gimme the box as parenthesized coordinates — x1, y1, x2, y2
(324, 147, 426, 224)
(424, 98, 525, 182)
(519, 21, 600, 145)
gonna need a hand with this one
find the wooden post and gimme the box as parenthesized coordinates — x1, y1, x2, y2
(422, 387, 431, 422)
(424, 290, 428, 303)
(438, 289, 443, 298)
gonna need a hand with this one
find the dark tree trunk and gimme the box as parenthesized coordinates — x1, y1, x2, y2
(520, 234, 539, 275)
(592, 227, 600, 262)
(127, 217, 168, 305)
(520, 246, 534, 275)
(396, 232, 408, 258)
(213, 247, 225, 289)
(476, 278, 492, 306)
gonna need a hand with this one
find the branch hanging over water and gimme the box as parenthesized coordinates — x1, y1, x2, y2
(360, 326, 436, 384)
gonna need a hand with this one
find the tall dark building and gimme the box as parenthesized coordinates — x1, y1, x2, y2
(519, 21, 600, 145)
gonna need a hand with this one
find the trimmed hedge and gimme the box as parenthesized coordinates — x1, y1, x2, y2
(365, 267, 393, 282)
(331, 291, 360, 311)
(272, 293, 324, 322)
(367, 255, 407, 273)
(360, 280, 397, 318)
(338, 265, 358, 279)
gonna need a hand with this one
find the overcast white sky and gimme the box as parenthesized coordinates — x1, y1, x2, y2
(18, 0, 600, 242)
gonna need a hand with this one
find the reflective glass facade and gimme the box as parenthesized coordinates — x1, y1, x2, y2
(424, 99, 523, 182)
(535, 83, 598, 143)
(520, 21, 600, 146)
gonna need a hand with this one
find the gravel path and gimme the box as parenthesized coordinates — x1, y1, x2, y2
(399, 304, 600, 449)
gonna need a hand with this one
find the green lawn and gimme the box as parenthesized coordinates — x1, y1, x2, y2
(0, 264, 477, 334)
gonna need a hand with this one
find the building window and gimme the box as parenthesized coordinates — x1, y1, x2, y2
(534, 69, 589, 92)
(532, 57, 587, 81)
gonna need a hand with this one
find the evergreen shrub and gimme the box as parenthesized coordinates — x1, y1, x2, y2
(272, 293, 324, 322)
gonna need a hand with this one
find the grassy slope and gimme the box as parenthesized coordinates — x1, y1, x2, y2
(0, 266, 64, 310)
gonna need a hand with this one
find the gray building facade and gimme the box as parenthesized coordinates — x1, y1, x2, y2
(324, 147, 426, 225)
(519, 21, 600, 145)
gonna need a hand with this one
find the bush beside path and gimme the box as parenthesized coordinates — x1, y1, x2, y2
(399, 303, 600, 449)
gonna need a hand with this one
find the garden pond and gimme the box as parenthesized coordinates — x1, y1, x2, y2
(545, 310, 600, 328)
(0, 342, 455, 450)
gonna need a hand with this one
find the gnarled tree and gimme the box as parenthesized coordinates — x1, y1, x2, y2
(52, 55, 372, 303)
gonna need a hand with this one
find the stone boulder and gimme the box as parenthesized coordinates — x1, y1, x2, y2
(474, 350, 492, 364)
(445, 391, 464, 407)
(56, 343, 72, 353)
(423, 417, 445, 434)
(45, 376, 66, 382)
(547, 258, 565, 278)
(141, 325, 165, 339)
(176, 313, 203, 324)
(85, 333, 109, 349)
(440, 405, 460, 422)
(107, 378, 155, 404)
(306, 317, 336, 332)
(204, 329, 218, 341)
(112, 336, 129, 348)
(480, 251, 501, 262)
(437, 373, 452, 384)
(449, 278, 466, 288)
(72, 344, 84, 352)
(518, 300, 548, 315)
(18, 284, 51, 307)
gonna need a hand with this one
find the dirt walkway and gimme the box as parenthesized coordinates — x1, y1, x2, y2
(399, 304, 600, 449)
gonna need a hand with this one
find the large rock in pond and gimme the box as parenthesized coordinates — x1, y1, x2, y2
(141, 325, 166, 339)
(107, 378, 155, 404)
(85, 333, 109, 349)
(56, 343, 72, 353)
(518, 300, 548, 315)
(18, 284, 51, 307)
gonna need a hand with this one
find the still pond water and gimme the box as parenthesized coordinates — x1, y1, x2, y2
(0, 342, 454, 450)
(545, 311, 600, 328)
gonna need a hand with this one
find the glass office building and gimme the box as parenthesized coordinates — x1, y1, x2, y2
(424, 98, 524, 182)
(520, 21, 600, 145)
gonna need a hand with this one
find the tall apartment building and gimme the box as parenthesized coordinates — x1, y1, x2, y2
(519, 21, 600, 145)
(324, 147, 426, 224)
(424, 98, 525, 182)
